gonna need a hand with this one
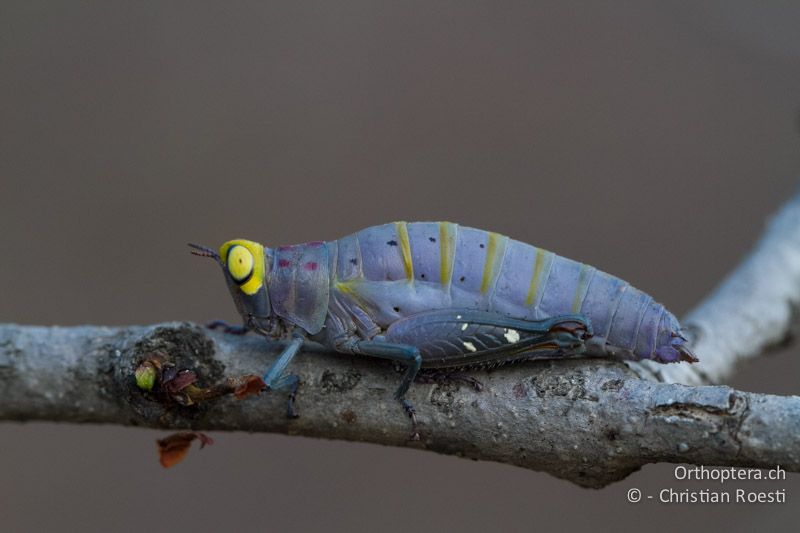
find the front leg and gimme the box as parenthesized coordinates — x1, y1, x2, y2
(206, 319, 249, 335)
(262, 334, 304, 418)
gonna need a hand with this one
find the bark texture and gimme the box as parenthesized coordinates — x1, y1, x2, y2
(0, 321, 797, 489)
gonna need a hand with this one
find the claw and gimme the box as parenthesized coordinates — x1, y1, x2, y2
(401, 399, 420, 441)
(287, 388, 300, 419)
(206, 320, 249, 335)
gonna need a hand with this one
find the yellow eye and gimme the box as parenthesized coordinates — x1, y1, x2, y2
(227, 245, 254, 283)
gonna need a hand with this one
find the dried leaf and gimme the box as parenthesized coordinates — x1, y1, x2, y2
(161, 365, 178, 384)
(230, 375, 266, 400)
(144, 352, 167, 369)
(135, 352, 266, 408)
(156, 432, 214, 468)
(163, 369, 197, 394)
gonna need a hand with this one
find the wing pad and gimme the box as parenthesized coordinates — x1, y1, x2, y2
(382, 309, 591, 368)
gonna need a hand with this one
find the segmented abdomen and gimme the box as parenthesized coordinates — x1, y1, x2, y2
(332, 221, 677, 361)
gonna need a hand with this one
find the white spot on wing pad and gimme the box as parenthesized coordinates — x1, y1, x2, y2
(462, 341, 477, 352)
(461, 323, 468, 331)
(504, 329, 520, 343)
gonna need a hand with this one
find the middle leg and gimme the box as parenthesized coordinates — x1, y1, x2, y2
(350, 340, 423, 439)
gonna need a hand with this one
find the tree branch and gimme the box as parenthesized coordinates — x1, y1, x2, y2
(3, 191, 800, 488)
(631, 189, 800, 385)
(0, 321, 796, 488)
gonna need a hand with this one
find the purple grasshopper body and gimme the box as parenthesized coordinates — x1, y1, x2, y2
(191, 221, 696, 420)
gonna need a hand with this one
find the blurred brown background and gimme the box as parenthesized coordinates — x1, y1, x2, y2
(1, 1, 798, 531)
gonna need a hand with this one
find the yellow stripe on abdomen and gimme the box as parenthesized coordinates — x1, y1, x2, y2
(571, 263, 594, 312)
(439, 222, 456, 287)
(480, 232, 507, 295)
(525, 248, 550, 306)
(395, 221, 414, 281)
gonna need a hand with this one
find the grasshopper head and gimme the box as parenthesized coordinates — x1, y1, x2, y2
(189, 239, 273, 333)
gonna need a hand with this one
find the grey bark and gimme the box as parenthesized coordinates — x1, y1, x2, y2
(0, 323, 797, 488)
(3, 191, 800, 488)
